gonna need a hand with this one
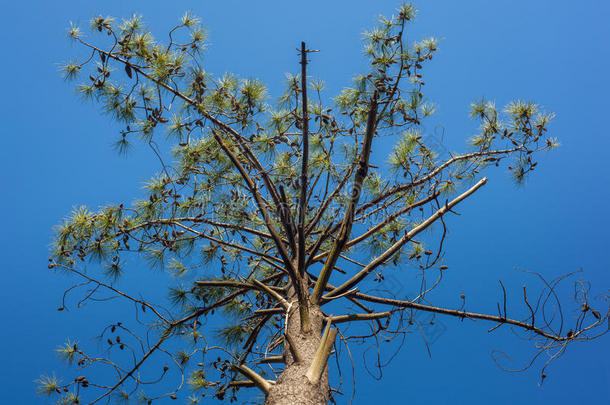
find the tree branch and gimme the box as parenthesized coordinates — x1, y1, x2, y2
(330, 312, 391, 324)
(324, 177, 488, 299)
(311, 93, 379, 304)
(257, 355, 284, 364)
(232, 365, 273, 395)
(351, 292, 569, 342)
(305, 319, 338, 384)
(354, 148, 520, 217)
(308, 190, 440, 264)
(212, 131, 304, 302)
(252, 279, 290, 310)
(298, 41, 310, 278)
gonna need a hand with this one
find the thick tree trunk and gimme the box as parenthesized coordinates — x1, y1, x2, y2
(264, 305, 329, 405)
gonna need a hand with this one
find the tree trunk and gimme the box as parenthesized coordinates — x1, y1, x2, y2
(264, 305, 329, 405)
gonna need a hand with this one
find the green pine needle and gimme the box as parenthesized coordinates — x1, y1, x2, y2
(36, 374, 60, 396)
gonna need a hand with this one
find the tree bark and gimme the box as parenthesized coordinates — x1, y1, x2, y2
(265, 303, 329, 405)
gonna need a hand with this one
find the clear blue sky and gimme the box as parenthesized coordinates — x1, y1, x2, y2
(1, 0, 609, 404)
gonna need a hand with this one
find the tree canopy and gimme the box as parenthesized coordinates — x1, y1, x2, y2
(42, 3, 608, 405)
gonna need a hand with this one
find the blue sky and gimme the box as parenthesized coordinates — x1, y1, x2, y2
(1, 0, 609, 404)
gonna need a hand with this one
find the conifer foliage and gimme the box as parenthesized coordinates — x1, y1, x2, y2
(44, 3, 607, 404)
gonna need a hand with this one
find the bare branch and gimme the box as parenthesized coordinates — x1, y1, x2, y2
(298, 41, 311, 278)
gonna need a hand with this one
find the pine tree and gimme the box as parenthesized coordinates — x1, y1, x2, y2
(44, 4, 608, 404)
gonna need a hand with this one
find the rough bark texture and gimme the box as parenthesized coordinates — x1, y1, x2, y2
(265, 304, 329, 405)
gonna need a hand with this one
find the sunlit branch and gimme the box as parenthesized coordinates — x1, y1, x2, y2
(324, 177, 488, 299)
(252, 279, 290, 310)
(232, 365, 274, 394)
(330, 312, 391, 324)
